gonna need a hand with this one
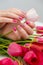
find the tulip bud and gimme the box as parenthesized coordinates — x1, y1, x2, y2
(30, 44, 43, 65)
(21, 46, 29, 57)
(1, 58, 14, 65)
(36, 26, 43, 34)
(7, 42, 22, 57)
(0, 60, 2, 65)
(32, 37, 43, 44)
(37, 37, 43, 43)
(14, 60, 19, 65)
(23, 51, 38, 65)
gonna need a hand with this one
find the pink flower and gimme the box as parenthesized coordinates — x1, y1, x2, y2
(30, 44, 43, 65)
(23, 51, 38, 65)
(32, 37, 43, 44)
(7, 42, 22, 57)
(36, 26, 43, 34)
(0, 60, 2, 65)
(1, 58, 14, 65)
(37, 37, 43, 43)
(14, 60, 19, 65)
(21, 46, 29, 57)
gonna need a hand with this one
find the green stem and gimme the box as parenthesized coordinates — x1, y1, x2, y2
(1, 48, 17, 60)
(1, 29, 42, 38)
(2, 30, 13, 37)
(0, 45, 8, 48)
(16, 40, 32, 43)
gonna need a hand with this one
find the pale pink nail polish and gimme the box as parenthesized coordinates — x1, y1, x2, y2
(13, 19, 17, 23)
(26, 21, 30, 24)
(13, 27, 16, 31)
(19, 16, 23, 20)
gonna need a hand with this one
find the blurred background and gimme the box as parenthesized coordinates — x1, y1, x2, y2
(0, 0, 43, 21)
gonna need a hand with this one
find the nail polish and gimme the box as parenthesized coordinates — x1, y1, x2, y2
(13, 27, 16, 31)
(26, 21, 30, 24)
(13, 19, 17, 23)
(19, 16, 23, 20)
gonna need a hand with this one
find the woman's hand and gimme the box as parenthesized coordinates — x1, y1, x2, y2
(0, 8, 25, 28)
(2, 21, 35, 40)
(0, 8, 35, 40)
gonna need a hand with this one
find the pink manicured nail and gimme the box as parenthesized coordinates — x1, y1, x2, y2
(13, 27, 16, 31)
(19, 16, 23, 20)
(26, 21, 30, 24)
(19, 24, 25, 28)
(13, 19, 17, 23)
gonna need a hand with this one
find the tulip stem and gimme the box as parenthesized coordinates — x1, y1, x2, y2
(1, 30, 13, 37)
(0, 45, 8, 48)
(1, 48, 17, 60)
(1, 48, 21, 65)
(1, 29, 43, 38)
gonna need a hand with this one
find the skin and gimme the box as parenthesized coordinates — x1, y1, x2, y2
(0, 8, 35, 40)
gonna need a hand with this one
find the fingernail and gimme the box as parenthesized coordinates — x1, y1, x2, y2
(26, 21, 30, 24)
(13, 19, 17, 23)
(19, 16, 23, 20)
(13, 27, 16, 31)
(20, 24, 25, 28)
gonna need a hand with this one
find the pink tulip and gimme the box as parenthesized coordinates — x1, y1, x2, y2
(24, 43, 30, 47)
(24, 43, 43, 65)
(7, 42, 22, 56)
(32, 37, 43, 44)
(36, 26, 43, 34)
(0, 60, 2, 65)
(1, 58, 14, 65)
(30, 44, 43, 65)
(37, 37, 43, 43)
(14, 60, 19, 65)
(21, 46, 29, 57)
(23, 51, 38, 65)
(33, 37, 43, 44)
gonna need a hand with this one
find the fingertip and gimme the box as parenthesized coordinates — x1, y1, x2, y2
(13, 19, 18, 23)
(19, 16, 24, 20)
(26, 20, 35, 28)
(13, 27, 16, 31)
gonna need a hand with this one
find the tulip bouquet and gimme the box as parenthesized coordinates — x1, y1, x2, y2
(0, 8, 43, 65)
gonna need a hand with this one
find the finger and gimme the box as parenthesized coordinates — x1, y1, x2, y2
(13, 27, 21, 40)
(0, 17, 14, 23)
(20, 23, 33, 35)
(7, 8, 25, 17)
(26, 20, 35, 28)
(0, 11, 20, 20)
(4, 32, 17, 40)
(2, 27, 17, 40)
(17, 25, 29, 39)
